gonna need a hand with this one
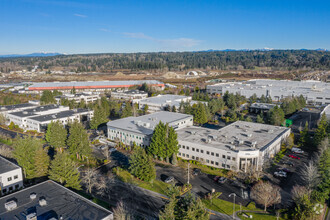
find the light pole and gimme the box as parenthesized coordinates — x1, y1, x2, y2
(229, 193, 237, 219)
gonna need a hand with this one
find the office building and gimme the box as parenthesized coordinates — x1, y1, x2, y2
(55, 92, 100, 104)
(0, 155, 23, 195)
(110, 90, 148, 101)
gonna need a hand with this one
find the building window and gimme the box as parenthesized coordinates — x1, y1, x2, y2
(192, 156, 195, 159)
(215, 162, 219, 166)
(211, 161, 214, 165)
(216, 153, 219, 157)
(226, 165, 230, 168)
(207, 151, 210, 155)
(192, 148, 195, 151)
(9, 187, 13, 191)
(211, 152, 214, 156)
(14, 175, 18, 179)
(178, 152, 181, 156)
(196, 149, 199, 152)
(222, 155, 226, 159)
(15, 184, 19, 189)
(186, 154, 189, 158)
(232, 157, 236, 161)
(187, 146, 189, 150)
(201, 150, 204, 153)
(182, 153, 185, 157)
(7, 177, 12, 181)
(222, 163, 225, 168)
(196, 157, 199, 161)
(2, 189, 6, 193)
(227, 156, 231, 160)
(183, 145, 185, 149)
(200, 158, 204, 162)
(206, 159, 209, 163)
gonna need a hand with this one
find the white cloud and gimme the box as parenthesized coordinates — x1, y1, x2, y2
(74, 13, 87, 18)
(123, 32, 200, 48)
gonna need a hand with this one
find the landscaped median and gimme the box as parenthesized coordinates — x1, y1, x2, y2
(112, 167, 170, 195)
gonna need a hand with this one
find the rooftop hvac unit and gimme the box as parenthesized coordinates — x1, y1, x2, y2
(30, 193, 37, 200)
(268, 129, 274, 133)
(5, 200, 17, 211)
(39, 198, 47, 206)
(26, 213, 37, 220)
(247, 134, 252, 137)
(23, 111, 28, 114)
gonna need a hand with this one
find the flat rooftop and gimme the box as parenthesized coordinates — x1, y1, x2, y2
(139, 95, 190, 105)
(250, 103, 276, 109)
(0, 155, 20, 174)
(29, 80, 164, 90)
(0, 103, 36, 112)
(8, 104, 65, 118)
(112, 90, 147, 95)
(177, 121, 289, 152)
(28, 109, 90, 122)
(0, 180, 113, 220)
(107, 111, 193, 135)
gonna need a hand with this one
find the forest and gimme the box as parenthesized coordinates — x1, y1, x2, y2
(0, 50, 329, 72)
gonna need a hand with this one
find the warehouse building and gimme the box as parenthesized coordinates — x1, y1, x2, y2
(177, 121, 290, 172)
(107, 111, 193, 146)
(0, 155, 23, 195)
(27, 80, 165, 93)
(0, 180, 113, 220)
(111, 90, 148, 101)
(207, 79, 330, 105)
(137, 94, 203, 113)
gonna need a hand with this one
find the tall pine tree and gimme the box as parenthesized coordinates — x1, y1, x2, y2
(34, 146, 50, 178)
(67, 121, 91, 160)
(45, 121, 67, 153)
(129, 147, 156, 182)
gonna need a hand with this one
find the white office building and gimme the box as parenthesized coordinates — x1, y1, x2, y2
(177, 121, 291, 172)
(0, 156, 23, 195)
(137, 94, 204, 113)
(55, 92, 100, 104)
(0, 103, 39, 119)
(207, 79, 330, 105)
(111, 90, 148, 101)
(107, 111, 193, 147)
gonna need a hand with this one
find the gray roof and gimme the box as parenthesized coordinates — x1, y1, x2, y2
(177, 121, 289, 152)
(139, 95, 189, 105)
(0, 180, 113, 220)
(8, 104, 63, 117)
(29, 80, 163, 89)
(0, 103, 36, 113)
(249, 103, 276, 110)
(0, 155, 20, 174)
(28, 109, 90, 122)
(111, 90, 148, 95)
(107, 111, 193, 135)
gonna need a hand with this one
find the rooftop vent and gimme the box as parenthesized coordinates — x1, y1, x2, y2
(23, 111, 28, 114)
(5, 200, 17, 211)
(30, 193, 37, 200)
(39, 198, 47, 206)
(52, 115, 56, 119)
(268, 129, 274, 133)
(247, 134, 252, 137)
(26, 213, 37, 220)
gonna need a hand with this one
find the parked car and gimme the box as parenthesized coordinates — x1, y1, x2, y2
(291, 147, 304, 154)
(164, 176, 175, 183)
(274, 171, 287, 178)
(193, 168, 201, 176)
(218, 177, 227, 184)
(213, 176, 220, 182)
(283, 161, 294, 166)
(281, 168, 292, 173)
(288, 154, 300, 159)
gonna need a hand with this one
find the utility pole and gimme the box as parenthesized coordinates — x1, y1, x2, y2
(187, 162, 190, 184)
(229, 193, 237, 219)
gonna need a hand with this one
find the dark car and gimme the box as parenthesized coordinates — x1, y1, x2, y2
(164, 176, 174, 183)
(214, 176, 220, 182)
(218, 177, 227, 184)
(193, 168, 201, 176)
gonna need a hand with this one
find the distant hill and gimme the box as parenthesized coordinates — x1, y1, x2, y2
(0, 52, 63, 58)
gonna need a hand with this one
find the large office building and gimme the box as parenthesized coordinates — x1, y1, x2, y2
(6, 104, 93, 132)
(111, 90, 148, 101)
(0, 155, 23, 195)
(207, 79, 330, 105)
(177, 121, 290, 172)
(55, 92, 100, 104)
(107, 111, 193, 146)
(136, 94, 203, 113)
(0, 180, 113, 220)
(0, 103, 39, 118)
(27, 80, 165, 93)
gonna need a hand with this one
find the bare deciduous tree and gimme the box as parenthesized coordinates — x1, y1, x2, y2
(113, 201, 132, 220)
(81, 168, 99, 193)
(0, 145, 13, 158)
(291, 185, 310, 202)
(251, 181, 281, 211)
(318, 138, 329, 155)
(299, 161, 319, 190)
(95, 176, 113, 201)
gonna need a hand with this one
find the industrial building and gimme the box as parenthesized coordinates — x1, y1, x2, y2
(177, 121, 290, 172)
(27, 80, 165, 93)
(207, 79, 330, 105)
(110, 90, 148, 101)
(249, 103, 276, 114)
(0, 155, 23, 195)
(55, 92, 100, 104)
(136, 94, 203, 113)
(107, 111, 193, 146)
(0, 180, 113, 220)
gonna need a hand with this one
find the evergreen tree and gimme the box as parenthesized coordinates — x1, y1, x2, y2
(164, 124, 179, 163)
(314, 113, 329, 147)
(159, 197, 177, 220)
(90, 105, 108, 130)
(299, 122, 310, 148)
(45, 121, 67, 153)
(49, 151, 81, 190)
(268, 106, 285, 126)
(193, 102, 208, 125)
(67, 121, 91, 159)
(40, 90, 55, 104)
(148, 121, 166, 159)
(34, 146, 50, 178)
(144, 104, 149, 114)
(129, 147, 156, 182)
(121, 101, 133, 118)
(12, 136, 42, 179)
(256, 114, 265, 124)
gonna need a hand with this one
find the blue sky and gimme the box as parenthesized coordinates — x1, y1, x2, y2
(0, 0, 329, 54)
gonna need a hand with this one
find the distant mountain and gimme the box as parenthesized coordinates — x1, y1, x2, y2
(197, 48, 328, 52)
(0, 52, 63, 58)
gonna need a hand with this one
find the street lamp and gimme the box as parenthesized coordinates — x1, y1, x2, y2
(229, 193, 237, 219)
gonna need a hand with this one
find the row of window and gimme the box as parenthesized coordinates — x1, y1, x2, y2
(7, 175, 19, 182)
(109, 130, 145, 140)
(179, 145, 236, 161)
(178, 152, 231, 169)
(2, 184, 20, 194)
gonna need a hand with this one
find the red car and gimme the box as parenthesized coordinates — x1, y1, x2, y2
(214, 176, 220, 182)
(288, 155, 300, 159)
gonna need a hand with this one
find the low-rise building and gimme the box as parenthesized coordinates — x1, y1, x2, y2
(55, 92, 100, 104)
(111, 90, 148, 101)
(137, 94, 202, 113)
(26, 109, 94, 132)
(107, 111, 193, 147)
(0, 103, 38, 118)
(177, 121, 290, 172)
(0, 180, 113, 219)
(321, 104, 330, 121)
(0, 156, 23, 195)
(249, 103, 276, 114)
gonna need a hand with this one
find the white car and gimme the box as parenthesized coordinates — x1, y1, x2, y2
(274, 171, 287, 178)
(292, 147, 304, 154)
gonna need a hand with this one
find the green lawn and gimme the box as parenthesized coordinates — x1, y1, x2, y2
(238, 212, 283, 220)
(202, 198, 261, 215)
(113, 167, 169, 195)
(177, 159, 228, 177)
